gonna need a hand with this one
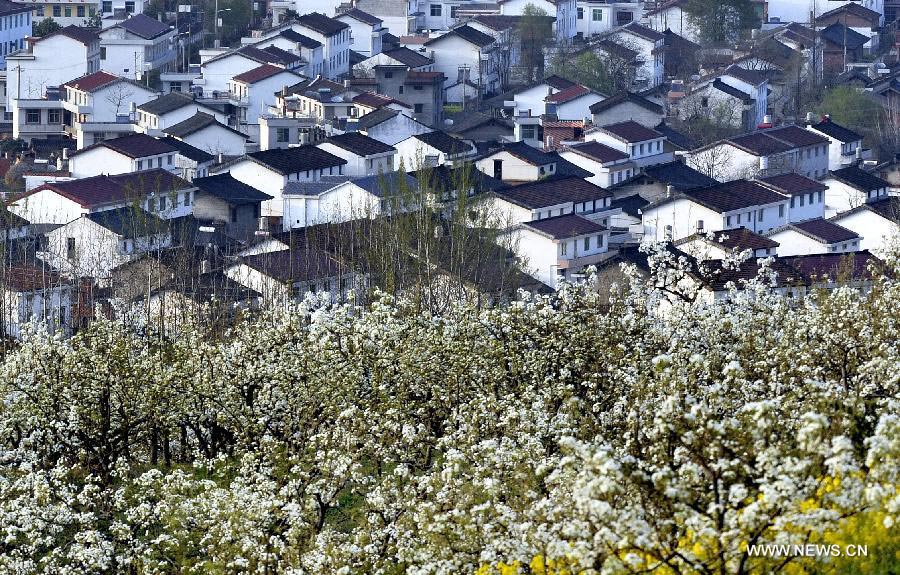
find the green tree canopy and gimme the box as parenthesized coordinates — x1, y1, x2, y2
(31, 17, 61, 37)
(684, 0, 760, 44)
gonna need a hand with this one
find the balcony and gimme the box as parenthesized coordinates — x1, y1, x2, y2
(196, 91, 249, 106)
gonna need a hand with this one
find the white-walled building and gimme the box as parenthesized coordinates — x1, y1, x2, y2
(228, 64, 302, 128)
(829, 197, 899, 252)
(558, 140, 634, 188)
(675, 226, 780, 260)
(576, 0, 640, 37)
(316, 132, 397, 177)
(475, 141, 560, 182)
(0, 264, 72, 340)
(640, 179, 790, 242)
(485, 176, 614, 226)
(336, 8, 384, 56)
(393, 130, 476, 169)
(806, 117, 871, 171)
(244, 27, 325, 79)
(585, 120, 671, 168)
(821, 165, 891, 217)
(99, 14, 176, 79)
(163, 112, 248, 156)
(764, 218, 861, 256)
(498, 0, 577, 42)
(24, 0, 101, 27)
(135, 91, 226, 136)
(543, 83, 605, 121)
(296, 12, 351, 80)
(589, 91, 664, 127)
(68, 134, 179, 178)
(358, 107, 431, 145)
(423, 25, 500, 96)
(645, 0, 699, 42)
(613, 22, 665, 88)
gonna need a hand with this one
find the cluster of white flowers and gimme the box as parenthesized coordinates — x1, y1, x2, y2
(0, 245, 897, 574)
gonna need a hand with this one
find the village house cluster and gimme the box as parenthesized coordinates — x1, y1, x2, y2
(0, 0, 897, 337)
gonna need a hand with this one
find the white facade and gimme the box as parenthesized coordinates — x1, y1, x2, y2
(316, 142, 396, 177)
(613, 26, 664, 87)
(765, 227, 860, 257)
(830, 206, 899, 252)
(1, 279, 72, 340)
(295, 18, 351, 80)
(392, 133, 473, 168)
(0, 6, 31, 69)
(645, 2, 699, 42)
(283, 180, 381, 229)
(170, 122, 247, 155)
(8, 187, 86, 225)
(506, 224, 609, 289)
(820, 176, 890, 217)
(641, 195, 790, 242)
(68, 146, 178, 178)
(62, 78, 158, 148)
(585, 130, 671, 168)
(336, 11, 384, 56)
(7, 32, 101, 108)
(557, 148, 634, 188)
(223, 158, 346, 217)
(499, 0, 576, 41)
(474, 149, 557, 182)
(425, 32, 499, 95)
(787, 190, 826, 222)
(136, 101, 226, 136)
(807, 124, 868, 171)
(99, 21, 176, 79)
(196, 52, 261, 96)
(229, 69, 302, 128)
(361, 111, 431, 145)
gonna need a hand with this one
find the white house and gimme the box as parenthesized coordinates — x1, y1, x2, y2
(475, 141, 561, 182)
(22, 0, 100, 27)
(228, 64, 303, 129)
(821, 165, 891, 217)
(358, 107, 432, 145)
(757, 173, 827, 222)
(7, 26, 101, 108)
(296, 12, 351, 80)
(0, 263, 73, 340)
(393, 130, 476, 169)
(68, 134, 179, 178)
(645, 0, 699, 42)
(0, 0, 31, 70)
(505, 213, 609, 289)
(687, 130, 829, 182)
(764, 218, 862, 256)
(543, 83, 605, 121)
(217, 146, 348, 217)
(558, 140, 634, 188)
(196, 47, 273, 96)
(589, 91, 664, 128)
(135, 91, 226, 136)
(485, 176, 615, 226)
(498, 0, 577, 42)
(675, 226, 781, 260)
(640, 179, 790, 242)
(806, 117, 871, 171)
(9, 169, 196, 225)
(613, 22, 665, 88)
(60, 70, 158, 148)
(316, 132, 397, 177)
(829, 197, 899, 252)
(44, 206, 172, 279)
(282, 172, 418, 229)
(576, 0, 641, 37)
(163, 112, 248, 156)
(423, 25, 500, 96)
(585, 120, 671, 168)
(336, 8, 384, 56)
(98, 14, 176, 79)
(245, 27, 325, 79)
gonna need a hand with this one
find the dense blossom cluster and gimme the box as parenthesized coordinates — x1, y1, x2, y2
(0, 246, 898, 575)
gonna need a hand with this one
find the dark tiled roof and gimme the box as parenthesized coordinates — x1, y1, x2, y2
(2, 264, 68, 292)
(758, 173, 827, 196)
(86, 206, 166, 238)
(711, 79, 752, 103)
(594, 39, 639, 61)
(642, 161, 718, 190)
(546, 84, 591, 103)
(818, 2, 880, 23)
(240, 248, 347, 282)
(405, 70, 445, 84)
(610, 194, 649, 218)
(543, 75, 576, 90)
(261, 45, 304, 65)
(46, 25, 99, 45)
(63, 70, 119, 92)
(297, 12, 349, 36)
(712, 227, 779, 250)
(245, 146, 347, 174)
(410, 164, 506, 196)
(705, 257, 807, 291)
(322, 132, 396, 156)
(679, 179, 787, 212)
(26, 169, 190, 209)
(724, 65, 768, 85)
(780, 251, 882, 282)
(589, 91, 663, 114)
(381, 47, 433, 67)
(137, 91, 196, 115)
(353, 91, 405, 108)
(834, 196, 900, 223)
(194, 173, 272, 205)
(622, 22, 665, 42)
(426, 25, 494, 47)
(119, 13, 172, 39)
(773, 218, 860, 243)
(765, 125, 829, 147)
(728, 132, 795, 155)
(446, 111, 512, 134)
(653, 121, 694, 150)
(233, 64, 293, 84)
(351, 172, 419, 197)
(278, 29, 322, 48)
(282, 77, 346, 99)
(487, 141, 556, 166)
(522, 213, 606, 239)
(829, 165, 889, 191)
(163, 112, 248, 139)
(566, 141, 629, 164)
(495, 177, 611, 209)
(471, 14, 543, 31)
(0, 0, 32, 16)
(338, 7, 382, 25)
(598, 120, 661, 143)
(160, 136, 214, 163)
(820, 23, 869, 49)
(71, 134, 176, 159)
(349, 49, 366, 66)
(809, 119, 862, 143)
(414, 131, 474, 154)
(357, 107, 399, 129)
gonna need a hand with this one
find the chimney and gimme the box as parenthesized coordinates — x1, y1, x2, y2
(62, 148, 68, 160)
(822, 114, 830, 123)
(56, 156, 63, 170)
(806, 111, 815, 123)
(281, 84, 288, 96)
(763, 114, 772, 125)
(666, 184, 674, 198)
(759, 156, 768, 172)
(856, 145, 863, 164)
(217, 152, 224, 164)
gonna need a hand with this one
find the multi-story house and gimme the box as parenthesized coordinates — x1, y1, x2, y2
(612, 22, 665, 88)
(242, 27, 324, 78)
(67, 133, 180, 177)
(687, 130, 830, 182)
(829, 197, 899, 252)
(424, 25, 500, 97)
(575, 0, 640, 37)
(228, 63, 301, 134)
(806, 116, 871, 171)
(369, 63, 444, 127)
(680, 66, 768, 132)
(23, 0, 98, 27)
(99, 14, 176, 79)
(61, 70, 158, 147)
(99, 0, 146, 19)
(644, 0, 699, 42)
(163, 112, 248, 156)
(558, 140, 634, 188)
(584, 121, 672, 169)
(765, 219, 861, 256)
(135, 91, 226, 136)
(821, 165, 891, 217)
(354, 0, 416, 37)
(7, 26, 100, 108)
(296, 12, 351, 80)
(497, 0, 576, 42)
(758, 173, 828, 223)
(0, 0, 31, 69)
(336, 8, 384, 56)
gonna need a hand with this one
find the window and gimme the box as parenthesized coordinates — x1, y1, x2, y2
(66, 238, 76, 260)
(414, 103, 424, 113)
(276, 127, 289, 142)
(147, 197, 155, 211)
(639, 143, 644, 154)
(184, 191, 191, 206)
(77, 6, 85, 17)
(521, 125, 536, 140)
(577, 7, 583, 18)
(100, 47, 106, 60)
(384, 71, 393, 78)
(64, 6, 71, 17)
(35, 6, 44, 16)
(159, 195, 166, 210)
(167, 154, 173, 165)
(560, 241, 568, 255)
(818, 191, 823, 203)
(102, 0, 111, 12)
(48, 109, 60, 124)
(790, 196, 795, 208)
(156, 157, 162, 168)
(125, 1, 135, 12)
(808, 192, 814, 204)
(597, 234, 604, 248)
(25, 109, 40, 124)
(450, 5, 458, 17)
(592, 8, 603, 20)
(584, 236, 590, 251)
(779, 204, 784, 217)
(52, 5, 60, 17)
(799, 194, 804, 207)
(414, 84, 423, 91)
(757, 209, 763, 221)
(430, 3, 441, 16)
(701, 97, 709, 108)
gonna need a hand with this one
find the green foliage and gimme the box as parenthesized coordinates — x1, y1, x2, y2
(31, 17, 61, 37)
(548, 49, 630, 95)
(517, 4, 553, 82)
(815, 87, 885, 139)
(683, 0, 760, 44)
